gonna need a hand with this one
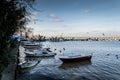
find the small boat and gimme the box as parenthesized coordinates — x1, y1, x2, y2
(23, 41, 42, 48)
(24, 49, 56, 57)
(24, 43, 42, 49)
(59, 55, 92, 63)
(24, 43, 39, 46)
(24, 43, 40, 47)
(18, 61, 40, 69)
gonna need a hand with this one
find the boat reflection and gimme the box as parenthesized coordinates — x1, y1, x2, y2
(59, 60, 92, 69)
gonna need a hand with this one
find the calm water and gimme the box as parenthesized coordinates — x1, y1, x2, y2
(17, 41, 120, 80)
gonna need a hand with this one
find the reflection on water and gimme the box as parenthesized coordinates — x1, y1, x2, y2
(17, 41, 120, 80)
(59, 60, 91, 69)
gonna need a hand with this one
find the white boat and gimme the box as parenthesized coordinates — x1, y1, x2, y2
(23, 41, 42, 49)
(59, 55, 92, 63)
(24, 42, 40, 46)
(18, 61, 40, 69)
(24, 49, 56, 57)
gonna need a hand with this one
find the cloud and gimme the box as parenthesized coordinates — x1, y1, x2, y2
(27, 11, 38, 22)
(28, 11, 44, 23)
(84, 9, 92, 13)
(29, 16, 44, 23)
(48, 14, 58, 18)
(32, 11, 39, 15)
(35, 19, 44, 22)
(30, 15, 37, 20)
(48, 13, 64, 22)
(54, 18, 63, 22)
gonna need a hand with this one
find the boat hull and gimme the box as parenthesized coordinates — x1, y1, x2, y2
(24, 50, 56, 57)
(25, 54, 55, 57)
(19, 61, 40, 70)
(60, 55, 92, 63)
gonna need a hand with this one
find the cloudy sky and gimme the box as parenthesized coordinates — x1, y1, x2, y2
(27, 0, 120, 37)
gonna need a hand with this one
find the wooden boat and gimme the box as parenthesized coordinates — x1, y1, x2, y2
(24, 43, 40, 47)
(23, 41, 42, 48)
(18, 61, 40, 69)
(59, 55, 92, 63)
(24, 49, 56, 57)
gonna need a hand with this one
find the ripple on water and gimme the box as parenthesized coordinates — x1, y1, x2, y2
(17, 41, 120, 80)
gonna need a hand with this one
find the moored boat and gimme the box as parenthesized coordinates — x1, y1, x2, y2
(18, 61, 40, 69)
(22, 41, 42, 48)
(59, 55, 92, 63)
(24, 43, 40, 48)
(24, 49, 56, 57)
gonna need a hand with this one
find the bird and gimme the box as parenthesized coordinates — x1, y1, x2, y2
(63, 48, 65, 51)
(115, 55, 119, 59)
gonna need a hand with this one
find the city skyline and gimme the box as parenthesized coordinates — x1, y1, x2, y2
(27, 0, 120, 37)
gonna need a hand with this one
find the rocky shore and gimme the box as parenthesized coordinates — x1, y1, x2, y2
(1, 46, 19, 80)
(1, 43, 59, 80)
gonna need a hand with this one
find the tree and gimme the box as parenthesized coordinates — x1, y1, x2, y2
(25, 27, 34, 38)
(0, 0, 35, 74)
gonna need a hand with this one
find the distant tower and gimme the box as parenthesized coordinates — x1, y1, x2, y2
(102, 33, 105, 36)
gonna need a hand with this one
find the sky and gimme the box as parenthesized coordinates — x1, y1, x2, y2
(27, 0, 120, 37)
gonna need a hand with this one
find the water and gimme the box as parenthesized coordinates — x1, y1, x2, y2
(17, 41, 120, 80)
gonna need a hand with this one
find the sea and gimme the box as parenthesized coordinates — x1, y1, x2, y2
(17, 41, 120, 80)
